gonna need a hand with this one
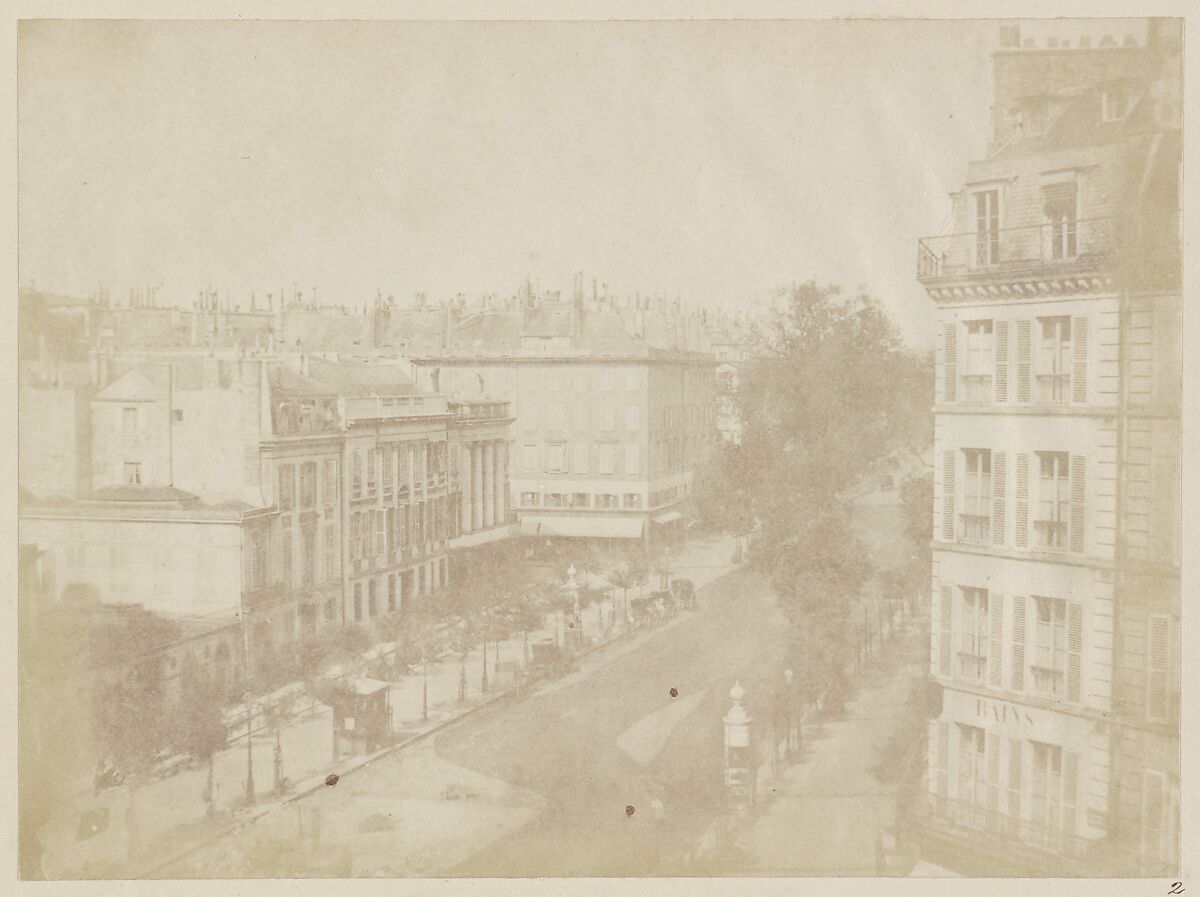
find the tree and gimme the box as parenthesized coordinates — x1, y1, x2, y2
(726, 282, 929, 709)
(171, 678, 228, 818)
(897, 469, 934, 613)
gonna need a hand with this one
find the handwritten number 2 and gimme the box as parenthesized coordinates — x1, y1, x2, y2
(1168, 884, 1184, 895)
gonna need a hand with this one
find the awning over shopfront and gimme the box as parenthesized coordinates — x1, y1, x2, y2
(520, 515, 645, 539)
(652, 510, 683, 525)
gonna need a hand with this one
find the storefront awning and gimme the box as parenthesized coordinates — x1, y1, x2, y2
(521, 515, 645, 540)
(652, 510, 683, 525)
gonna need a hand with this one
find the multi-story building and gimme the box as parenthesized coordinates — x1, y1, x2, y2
(911, 20, 1180, 876)
(410, 291, 718, 545)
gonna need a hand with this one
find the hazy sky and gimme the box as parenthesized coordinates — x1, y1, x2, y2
(18, 19, 1004, 346)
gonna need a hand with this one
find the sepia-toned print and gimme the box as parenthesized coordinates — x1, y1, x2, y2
(16, 17, 1181, 880)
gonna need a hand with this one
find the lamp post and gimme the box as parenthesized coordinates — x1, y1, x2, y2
(565, 564, 580, 649)
(783, 669, 801, 757)
(723, 681, 754, 813)
(244, 695, 256, 806)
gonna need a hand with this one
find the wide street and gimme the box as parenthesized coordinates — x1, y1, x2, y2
(159, 468, 917, 878)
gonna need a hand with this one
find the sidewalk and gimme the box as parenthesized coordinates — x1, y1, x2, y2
(39, 533, 737, 879)
(730, 617, 929, 876)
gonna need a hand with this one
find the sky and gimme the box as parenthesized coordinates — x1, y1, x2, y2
(17, 19, 1006, 347)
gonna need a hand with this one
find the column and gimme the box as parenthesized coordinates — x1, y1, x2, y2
(494, 441, 507, 527)
(471, 444, 484, 532)
(482, 442, 495, 529)
(460, 444, 472, 534)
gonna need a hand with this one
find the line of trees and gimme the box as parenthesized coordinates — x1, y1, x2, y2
(697, 281, 933, 714)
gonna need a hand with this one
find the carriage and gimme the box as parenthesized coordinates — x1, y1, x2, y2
(671, 578, 697, 610)
(525, 639, 572, 680)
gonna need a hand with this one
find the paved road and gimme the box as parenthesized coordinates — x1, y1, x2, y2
(439, 564, 789, 876)
(159, 562, 789, 877)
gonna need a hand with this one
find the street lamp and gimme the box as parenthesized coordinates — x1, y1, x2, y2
(565, 564, 580, 648)
(723, 681, 754, 812)
(243, 693, 256, 806)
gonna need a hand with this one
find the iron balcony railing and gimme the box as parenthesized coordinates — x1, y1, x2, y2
(908, 791, 1094, 865)
(917, 212, 1180, 286)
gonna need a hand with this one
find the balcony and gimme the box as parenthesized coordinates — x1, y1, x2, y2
(904, 792, 1095, 876)
(959, 513, 991, 544)
(916, 213, 1180, 297)
(451, 399, 512, 422)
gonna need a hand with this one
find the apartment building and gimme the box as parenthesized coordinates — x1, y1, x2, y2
(912, 20, 1180, 876)
(410, 292, 718, 544)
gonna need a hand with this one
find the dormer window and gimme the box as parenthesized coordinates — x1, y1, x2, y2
(1101, 89, 1126, 122)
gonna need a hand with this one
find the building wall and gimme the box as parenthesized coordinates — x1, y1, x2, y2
(19, 385, 90, 498)
(18, 512, 245, 619)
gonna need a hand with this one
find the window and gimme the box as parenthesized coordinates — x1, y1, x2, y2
(1029, 742, 1070, 847)
(250, 531, 268, 589)
(398, 446, 410, 491)
(547, 443, 567, 474)
(625, 493, 642, 509)
(573, 405, 588, 430)
(324, 458, 338, 507)
(278, 465, 294, 510)
(1146, 615, 1172, 723)
(545, 493, 564, 508)
(520, 491, 539, 507)
(974, 189, 1000, 267)
(388, 574, 397, 613)
(956, 724, 989, 826)
(122, 406, 139, 437)
(301, 523, 315, 586)
(962, 321, 994, 403)
(572, 442, 589, 474)
(572, 493, 590, 509)
(626, 368, 640, 391)
(300, 462, 317, 508)
(1037, 317, 1071, 403)
(1035, 451, 1069, 549)
(123, 461, 142, 485)
(547, 404, 564, 431)
(280, 517, 292, 585)
(375, 508, 386, 556)
(625, 406, 640, 430)
(959, 588, 989, 682)
(382, 445, 393, 496)
(354, 583, 363, 623)
(352, 450, 363, 498)
(598, 442, 616, 476)
(961, 449, 992, 542)
(521, 444, 537, 474)
(596, 493, 618, 509)
(368, 579, 378, 617)
(1101, 89, 1125, 122)
(1032, 597, 1067, 698)
(1043, 183, 1078, 260)
(366, 448, 377, 496)
(324, 522, 337, 581)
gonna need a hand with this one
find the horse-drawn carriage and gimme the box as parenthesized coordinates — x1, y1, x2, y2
(523, 638, 572, 681)
(671, 578, 697, 610)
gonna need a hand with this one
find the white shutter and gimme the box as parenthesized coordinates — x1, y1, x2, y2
(1147, 615, 1170, 722)
(992, 451, 1007, 546)
(1067, 602, 1083, 703)
(1011, 596, 1026, 692)
(943, 322, 958, 403)
(990, 593, 1004, 688)
(1015, 453, 1029, 548)
(1017, 319, 1032, 402)
(994, 320, 1009, 402)
(936, 720, 950, 799)
(987, 731, 1002, 821)
(1062, 750, 1079, 839)
(939, 584, 953, 678)
(1072, 315, 1088, 403)
(1070, 454, 1086, 554)
(942, 450, 956, 542)
(1007, 737, 1022, 833)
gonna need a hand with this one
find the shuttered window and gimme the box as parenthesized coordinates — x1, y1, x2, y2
(1006, 738, 1023, 838)
(1147, 615, 1171, 723)
(1141, 771, 1169, 869)
(1011, 596, 1026, 691)
(992, 451, 1007, 546)
(1016, 319, 1032, 402)
(986, 731, 1002, 827)
(1070, 454, 1086, 554)
(943, 322, 958, 403)
(1015, 453, 1030, 547)
(959, 587, 989, 683)
(939, 584, 953, 678)
(930, 719, 950, 803)
(990, 593, 1004, 688)
(1072, 316, 1088, 402)
(1067, 603, 1083, 703)
(994, 320, 1009, 402)
(942, 450, 956, 541)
